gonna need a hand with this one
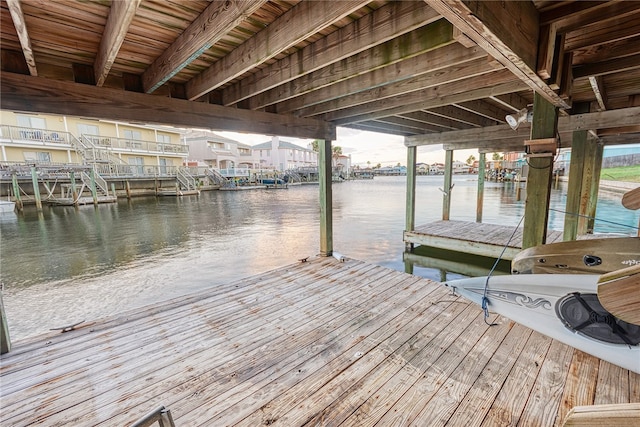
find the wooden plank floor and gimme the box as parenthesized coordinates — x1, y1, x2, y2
(405, 220, 564, 260)
(1, 257, 638, 426)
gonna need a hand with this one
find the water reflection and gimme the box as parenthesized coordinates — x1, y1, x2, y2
(1, 176, 637, 340)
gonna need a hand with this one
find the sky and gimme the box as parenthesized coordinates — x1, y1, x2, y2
(216, 126, 479, 167)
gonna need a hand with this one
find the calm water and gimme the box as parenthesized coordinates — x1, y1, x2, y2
(1, 176, 638, 340)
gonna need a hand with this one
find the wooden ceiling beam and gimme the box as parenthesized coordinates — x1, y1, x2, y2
(453, 100, 508, 122)
(222, 1, 440, 106)
(330, 74, 528, 125)
(564, 12, 640, 51)
(253, 20, 459, 112)
(541, 2, 640, 33)
(94, 0, 140, 87)
(347, 122, 416, 137)
(573, 53, 640, 79)
(589, 76, 608, 111)
(5, 0, 37, 76)
(427, 0, 570, 109)
(405, 106, 640, 146)
(490, 93, 530, 112)
(287, 47, 491, 118)
(185, 0, 369, 100)
(400, 111, 474, 130)
(142, 0, 266, 94)
(425, 105, 497, 127)
(573, 35, 640, 66)
(0, 71, 335, 141)
(375, 116, 449, 133)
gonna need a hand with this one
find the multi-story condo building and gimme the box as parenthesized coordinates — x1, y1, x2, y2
(252, 136, 317, 171)
(0, 110, 188, 172)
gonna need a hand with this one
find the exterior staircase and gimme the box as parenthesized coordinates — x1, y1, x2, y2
(205, 168, 228, 185)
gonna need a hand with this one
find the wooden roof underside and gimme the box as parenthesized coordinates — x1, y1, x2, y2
(1, 0, 639, 151)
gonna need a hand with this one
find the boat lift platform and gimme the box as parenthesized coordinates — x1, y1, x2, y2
(405, 220, 565, 261)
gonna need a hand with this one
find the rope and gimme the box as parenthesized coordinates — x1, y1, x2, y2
(482, 215, 525, 326)
(549, 208, 639, 231)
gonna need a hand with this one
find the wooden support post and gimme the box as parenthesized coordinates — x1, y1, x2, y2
(587, 142, 604, 233)
(476, 152, 485, 223)
(30, 166, 42, 211)
(442, 149, 453, 221)
(111, 183, 117, 199)
(70, 171, 79, 206)
(405, 146, 417, 250)
(11, 172, 23, 211)
(578, 137, 598, 235)
(318, 139, 333, 257)
(125, 180, 132, 199)
(563, 102, 589, 241)
(522, 92, 558, 249)
(90, 168, 98, 205)
(0, 292, 10, 354)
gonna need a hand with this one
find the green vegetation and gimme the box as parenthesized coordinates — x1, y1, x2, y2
(600, 165, 640, 182)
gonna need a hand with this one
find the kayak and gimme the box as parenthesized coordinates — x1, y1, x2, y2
(443, 273, 640, 373)
(511, 237, 640, 275)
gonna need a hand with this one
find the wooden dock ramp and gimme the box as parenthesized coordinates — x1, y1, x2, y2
(1, 257, 637, 426)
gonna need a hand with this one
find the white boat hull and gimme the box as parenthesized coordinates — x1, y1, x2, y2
(443, 274, 640, 373)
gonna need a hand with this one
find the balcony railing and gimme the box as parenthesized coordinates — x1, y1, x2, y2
(0, 125, 73, 145)
(82, 134, 188, 155)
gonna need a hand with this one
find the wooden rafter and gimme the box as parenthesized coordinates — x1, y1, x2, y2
(425, 106, 496, 127)
(142, 0, 267, 94)
(94, 0, 140, 87)
(327, 72, 528, 125)
(405, 106, 640, 146)
(5, 0, 37, 76)
(453, 100, 507, 122)
(282, 45, 492, 119)
(0, 72, 335, 141)
(250, 20, 458, 112)
(589, 76, 608, 111)
(573, 53, 640, 79)
(564, 12, 640, 51)
(427, 0, 571, 109)
(221, 1, 440, 106)
(185, 0, 370, 100)
(490, 93, 529, 112)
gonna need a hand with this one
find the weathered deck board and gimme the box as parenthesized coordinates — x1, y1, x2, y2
(405, 220, 594, 260)
(1, 257, 638, 426)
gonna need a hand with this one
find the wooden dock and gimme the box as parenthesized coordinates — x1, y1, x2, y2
(1, 257, 638, 426)
(404, 220, 566, 261)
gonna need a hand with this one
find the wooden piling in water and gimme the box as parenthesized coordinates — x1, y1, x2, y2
(476, 152, 485, 223)
(11, 173, 23, 211)
(442, 150, 453, 221)
(30, 166, 42, 211)
(405, 145, 417, 251)
(89, 169, 98, 205)
(319, 139, 333, 256)
(522, 93, 557, 249)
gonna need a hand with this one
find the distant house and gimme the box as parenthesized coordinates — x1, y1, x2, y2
(334, 154, 352, 178)
(376, 165, 407, 176)
(429, 163, 444, 174)
(416, 162, 429, 175)
(184, 130, 258, 170)
(452, 160, 470, 174)
(252, 136, 317, 171)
